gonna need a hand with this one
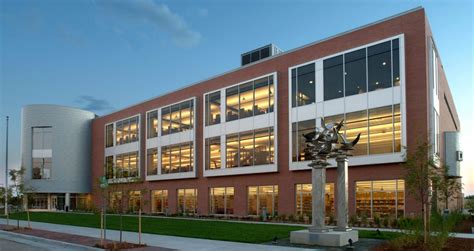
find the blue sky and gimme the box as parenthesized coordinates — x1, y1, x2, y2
(1, 0, 473, 194)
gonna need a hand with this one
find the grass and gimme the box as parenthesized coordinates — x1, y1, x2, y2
(5, 212, 399, 243)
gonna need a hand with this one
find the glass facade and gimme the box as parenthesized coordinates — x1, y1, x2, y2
(105, 155, 114, 179)
(226, 127, 274, 168)
(32, 127, 52, 179)
(109, 191, 122, 212)
(112, 151, 139, 179)
(161, 142, 193, 174)
(116, 116, 139, 145)
(291, 63, 315, 107)
(295, 183, 335, 216)
(226, 76, 274, 121)
(369, 106, 395, 154)
(205, 137, 221, 170)
(106, 124, 114, 147)
(147, 110, 158, 139)
(177, 188, 197, 215)
(151, 190, 168, 214)
(324, 55, 344, 100)
(205, 91, 221, 126)
(292, 119, 316, 162)
(210, 187, 234, 215)
(356, 179, 405, 218)
(345, 48, 367, 96)
(147, 148, 158, 176)
(161, 100, 194, 135)
(248, 185, 278, 216)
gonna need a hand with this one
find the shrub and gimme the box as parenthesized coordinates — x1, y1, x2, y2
(383, 217, 389, 228)
(374, 216, 381, 227)
(349, 215, 357, 227)
(361, 213, 368, 227)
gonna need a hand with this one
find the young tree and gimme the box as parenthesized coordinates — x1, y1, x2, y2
(9, 167, 33, 228)
(436, 165, 462, 211)
(403, 140, 437, 244)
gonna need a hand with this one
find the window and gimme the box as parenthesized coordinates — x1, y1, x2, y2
(392, 39, 400, 86)
(177, 188, 197, 215)
(32, 157, 52, 179)
(394, 105, 401, 152)
(151, 190, 168, 214)
(292, 63, 315, 107)
(210, 187, 234, 215)
(248, 185, 278, 216)
(226, 127, 274, 168)
(345, 110, 368, 156)
(205, 137, 221, 170)
(113, 151, 139, 179)
(368, 41, 392, 91)
(32, 127, 52, 179)
(161, 100, 194, 135)
(161, 142, 193, 174)
(115, 116, 139, 145)
(106, 124, 114, 147)
(369, 106, 394, 154)
(226, 76, 274, 121)
(147, 110, 158, 138)
(434, 109, 440, 155)
(128, 191, 141, 213)
(105, 156, 114, 179)
(356, 179, 405, 218)
(147, 148, 158, 176)
(324, 55, 344, 100)
(295, 183, 335, 217)
(205, 91, 221, 126)
(292, 119, 316, 162)
(109, 192, 122, 212)
(345, 48, 367, 96)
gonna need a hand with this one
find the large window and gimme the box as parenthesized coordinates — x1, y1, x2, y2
(292, 119, 316, 162)
(147, 110, 158, 138)
(113, 151, 139, 179)
(146, 148, 158, 176)
(177, 188, 197, 215)
(345, 48, 367, 96)
(161, 100, 194, 135)
(210, 187, 234, 215)
(324, 55, 344, 100)
(106, 124, 114, 147)
(205, 137, 221, 170)
(248, 185, 278, 216)
(345, 110, 368, 156)
(32, 127, 52, 179)
(356, 179, 405, 218)
(205, 91, 221, 126)
(115, 116, 139, 145)
(151, 190, 168, 214)
(161, 142, 193, 174)
(226, 76, 274, 122)
(226, 127, 274, 168)
(295, 183, 335, 216)
(392, 39, 400, 86)
(109, 192, 122, 212)
(128, 191, 141, 213)
(105, 156, 114, 179)
(291, 63, 315, 107)
(368, 41, 392, 91)
(369, 106, 394, 154)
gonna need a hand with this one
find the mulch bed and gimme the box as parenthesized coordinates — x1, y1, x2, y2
(372, 237, 474, 251)
(0, 224, 172, 250)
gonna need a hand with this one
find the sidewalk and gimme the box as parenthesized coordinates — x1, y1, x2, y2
(0, 219, 315, 251)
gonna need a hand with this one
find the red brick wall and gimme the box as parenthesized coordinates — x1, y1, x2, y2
(91, 9, 430, 217)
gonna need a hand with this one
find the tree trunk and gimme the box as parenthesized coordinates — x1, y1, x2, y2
(139, 208, 142, 245)
(120, 213, 123, 243)
(423, 203, 428, 244)
(26, 208, 31, 228)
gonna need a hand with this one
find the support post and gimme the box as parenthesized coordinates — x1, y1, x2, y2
(335, 154, 350, 231)
(309, 165, 330, 232)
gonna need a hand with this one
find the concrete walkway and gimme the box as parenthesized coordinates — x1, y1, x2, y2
(0, 219, 315, 251)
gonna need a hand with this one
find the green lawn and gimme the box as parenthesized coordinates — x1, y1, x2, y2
(6, 212, 399, 243)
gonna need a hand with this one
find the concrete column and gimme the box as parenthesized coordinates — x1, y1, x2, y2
(335, 155, 350, 231)
(65, 193, 71, 210)
(47, 194, 51, 210)
(309, 166, 329, 232)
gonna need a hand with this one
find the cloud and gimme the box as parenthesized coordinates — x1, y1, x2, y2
(95, 0, 201, 47)
(76, 95, 114, 113)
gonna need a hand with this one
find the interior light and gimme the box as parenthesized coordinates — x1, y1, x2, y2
(375, 82, 379, 85)
(309, 80, 314, 84)
(396, 77, 400, 80)
(338, 90, 342, 93)
(382, 62, 387, 66)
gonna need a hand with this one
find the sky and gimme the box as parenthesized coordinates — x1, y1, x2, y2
(0, 0, 473, 194)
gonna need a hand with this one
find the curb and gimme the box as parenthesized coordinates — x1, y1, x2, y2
(0, 229, 102, 250)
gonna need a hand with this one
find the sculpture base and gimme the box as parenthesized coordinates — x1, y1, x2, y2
(290, 229, 358, 247)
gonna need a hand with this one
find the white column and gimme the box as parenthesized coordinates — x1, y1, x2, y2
(65, 193, 71, 210)
(309, 166, 329, 232)
(335, 155, 350, 231)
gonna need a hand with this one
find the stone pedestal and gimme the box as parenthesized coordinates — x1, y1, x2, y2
(290, 229, 359, 246)
(335, 155, 350, 231)
(311, 167, 329, 232)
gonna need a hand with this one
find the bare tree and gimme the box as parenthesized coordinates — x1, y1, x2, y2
(435, 165, 462, 211)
